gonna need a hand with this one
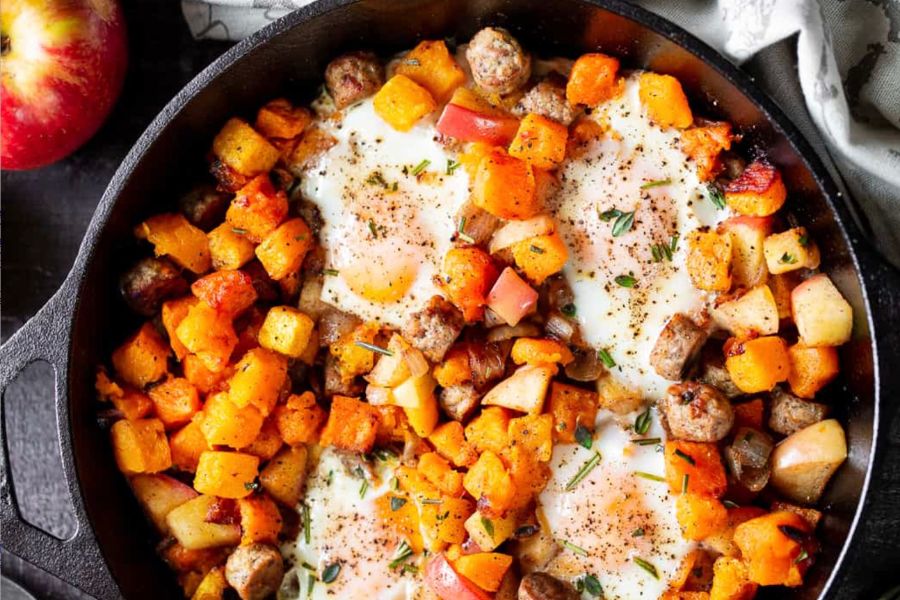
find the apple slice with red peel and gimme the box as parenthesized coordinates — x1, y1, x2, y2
(1, 0, 127, 169)
(719, 215, 773, 288)
(425, 553, 492, 600)
(130, 473, 198, 534)
(165, 495, 242, 550)
(486, 267, 539, 326)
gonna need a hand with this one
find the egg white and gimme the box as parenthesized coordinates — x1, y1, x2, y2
(539, 409, 694, 599)
(280, 447, 425, 600)
(551, 74, 724, 400)
(300, 99, 469, 329)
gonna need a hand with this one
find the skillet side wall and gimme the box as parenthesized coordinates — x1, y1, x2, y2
(66, 1, 875, 598)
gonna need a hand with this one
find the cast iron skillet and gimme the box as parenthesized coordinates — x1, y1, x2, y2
(0, 0, 889, 598)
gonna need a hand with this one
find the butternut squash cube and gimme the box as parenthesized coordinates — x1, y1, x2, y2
(676, 493, 729, 541)
(787, 343, 839, 399)
(191, 566, 228, 600)
(111, 418, 172, 475)
(507, 414, 554, 462)
(686, 229, 733, 292)
(510, 337, 573, 366)
(682, 122, 733, 181)
(373, 74, 437, 131)
(112, 322, 171, 389)
(255, 98, 311, 140)
(463, 451, 515, 517)
(149, 376, 201, 429)
(182, 353, 226, 394)
(508, 113, 569, 169)
(255, 218, 312, 281)
(464, 509, 518, 551)
(258, 306, 315, 358)
(212, 118, 280, 176)
(200, 392, 263, 449)
(175, 303, 237, 373)
(243, 418, 284, 462)
(710, 556, 758, 600)
(418, 452, 464, 497)
(238, 494, 283, 545)
(638, 72, 693, 128)
(725, 160, 787, 217)
(273, 392, 325, 445)
(733, 511, 812, 586)
(395, 40, 466, 103)
(227, 348, 288, 416)
(473, 149, 538, 220)
(260, 445, 308, 506)
(136, 213, 212, 274)
(547, 381, 598, 444)
(320, 395, 380, 454)
(95, 370, 154, 421)
(510, 232, 569, 285)
(428, 421, 479, 467)
(465, 407, 512, 455)
(724, 336, 790, 393)
(664, 441, 727, 498)
(454, 552, 513, 592)
(566, 53, 621, 106)
(194, 451, 259, 499)
(426, 496, 474, 545)
(225, 175, 289, 244)
(170, 417, 211, 472)
(207, 224, 256, 271)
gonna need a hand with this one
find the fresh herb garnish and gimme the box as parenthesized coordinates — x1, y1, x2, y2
(388, 540, 414, 570)
(322, 562, 341, 584)
(530, 244, 545, 254)
(794, 549, 810, 564)
(243, 481, 260, 491)
(599, 208, 622, 222)
(798, 233, 810, 247)
(634, 408, 652, 435)
(682, 473, 690, 494)
(410, 159, 431, 176)
(323, 268, 340, 276)
(302, 502, 311, 544)
(390, 496, 407, 511)
(457, 216, 475, 244)
(632, 527, 645, 537)
(561, 303, 577, 317)
(481, 516, 495, 537)
(615, 274, 636, 288)
(373, 447, 397, 461)
(576, 573, 603, 597)
(633, 437, 662, 446)
(640, 178, 671, 190)
(633, 557, 659, 579)
(565, 452, 602, 491)
(779, 252, 798, 265)
(651, 233, 679, 263)
(359, 479, 369, 498)
(675, 449, 696, 465)
(355, 341, 393, 356)
(778, 525, 808, 543)
(368, 219, 378, 238)
(706, 184, 726, 209)
(634, 471, 666, 482)
(722, 500, 739, 509)
(390, 476, 400, 491)
(562, 539, 589, 556)
(307, 573, 315, 598)
(611, 211, 636, 237)
(404, 58, 421, 66)
(598, 348, 616, 368)
(575, 424, 593, 450)
(420, 498, 443, 505)
(231, 227, 248, 235)
(446, 159, 460, 175)
(366, 171, 388, 187)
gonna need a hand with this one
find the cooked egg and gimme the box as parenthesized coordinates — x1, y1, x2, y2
(550, 74, 723, 400)
(300, 99, 469, 328)
(280, 448, 425, 600)
(539, 409, 694, 598)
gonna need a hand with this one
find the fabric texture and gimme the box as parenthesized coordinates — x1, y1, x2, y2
(182, 0, 900, 266)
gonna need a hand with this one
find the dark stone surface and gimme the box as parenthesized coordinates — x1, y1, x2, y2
(0, 1, 898, 599)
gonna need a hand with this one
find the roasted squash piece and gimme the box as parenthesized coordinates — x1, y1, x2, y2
(395, 40, 465, 103)
(136, 213, 212, 274)
(725, 160, 787, 217)
(273, 392, 325, 445)
(373, 74, 437, 131)
(320, 395, 380, 454)
(225, 175, 289, 244)
(638, 72, 693, 128)
(566, 53, 621, 106)
(194, 451, 260, 499)
(111, 418, 172, 475)
(212, 118, 280, 176)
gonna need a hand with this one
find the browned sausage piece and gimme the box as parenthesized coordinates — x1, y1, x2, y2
(466, 27, 532, 95)
(696, 346, 743, 398)
(225, 543, 284, 600)
(324, 51, 384, 109)
(649, 313, 708, 380)
(178, 184, 230, 231)
(768, 388, 828, 436)
(401, 296, 465, 363)
(318, 309, 363, 347)
(660, 381, 734, 442)
(119, 257, 188, 316)
(324, 353, 364, 397)
(439, 383, 481, 422)
(513, 74, 577, 125)
(518, 572, 579, 600)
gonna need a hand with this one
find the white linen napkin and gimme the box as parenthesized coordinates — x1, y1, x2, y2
(182, 0, 900, 266)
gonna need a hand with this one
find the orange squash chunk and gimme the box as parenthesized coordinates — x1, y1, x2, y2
(665, 441, 727, 498)
(465, 407, 512, 455)
(175, 302, 237, 373)
(724, 336, 790, 393)
(200, 392, 263, 449)
(428, 421, 479, 468)
(225, 175, 289, 243)
(169, 417, 211, 472)
(638, 72, 693, 128)
(566, 53, 621, 106)
(473, 149, 539, 220)
(510, 231, 569, 285)
(194, 451, 259, 499)
(508, 113, 569, 169)
(255, 98, 311, 140)
(547, 382, 598, 444)
(320, 395, 380, 454)
(676, 493, 729, 540)
(238, 494, 283, 545)
(686, 229, 733, 292)
(418, 452, 464, 497)
(510, 337, 573, 366)
(227, 348, 288, 417)
(733, 511, 813, 587)
(273, 392, 325, 445)
(682, 122, 733, 181)
(462, 451, 515, 517)
(111, 418, 172, 475)
(787, 343, 839, 399)
(149, 376, 201, 429)
(259, 445, 308, 507)
(135, 213, 211, 274)
(161, 296, 198, 360)
(725, 160, 787, 217)
(373, 74, 437, 131)
(441, 247, 499, 322)
(710, 557, 758, 600)
(212, 118, 280, 176)
(454, 552, 513, 592)
(395, 40, 466, 103)
(191, 270, 258, 316)
(255, 218, 312, 281)
(112, 322, 171, 388)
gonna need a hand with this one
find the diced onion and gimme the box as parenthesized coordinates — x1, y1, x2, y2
(564, 347, 604, 382)
(402, 346, 430, 379)
(298, 277, 327, 320)
(488, 215, 556, 254)
(487, 322, 541, 342)
(365, 384, 394, 406)
(545, 313, 575, 342)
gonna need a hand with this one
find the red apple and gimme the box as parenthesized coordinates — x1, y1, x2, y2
(1, 0, 127, 170)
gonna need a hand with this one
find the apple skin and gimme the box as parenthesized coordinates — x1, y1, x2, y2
(1, 0, 127, 170)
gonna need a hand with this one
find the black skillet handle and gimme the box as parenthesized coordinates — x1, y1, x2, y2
(0, 286, 119, 599)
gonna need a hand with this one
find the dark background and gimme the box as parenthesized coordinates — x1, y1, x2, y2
(1, 1, 898, 598)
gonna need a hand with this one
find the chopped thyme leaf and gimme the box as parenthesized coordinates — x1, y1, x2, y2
(358, 479, 368, 499)
(481, 516, 494, 537)
(575, 424, 593, 450)
(565, 452, 602, 491)
(391, 181, 398, 192)
(404, 58, 421, 66)
(579, 573, 603, 597)
(798, 233, 810, 246)
(615, 274, 636, 288)
(612, 210, 636, 237)
(243, 481, 259, 491)
(682, 473, 690, 493)
(530, 244, 545, 254)
(640, 178, 671, 189)
(307, 573, 315, 597)
(354, 341, 393, 356)
(675, 449, 696, 465)
(446, 159, 461, 175)
(411, 159, 431, 176)
(321, 563, 341, 584)
(707, 183, 726, 209)
(366, 171, 387, 187)
(390, 496, 407, 511)
(420, 498, 443, 505)
(323, 268, 340, 276)
(779, 252, 798, 264)
(633, 557, 659, 579)
(633, 437, 662, 446)
(388, 541, 414, 569)
(794, 549, 810, 564)
(632, 527, 645, 537)
(634, 407, 652, 435)
(562, 539, 589, 556)
(302, 502, 311, 544)
(634, 471, 666, 482)
(368, 219, 378, 238)
(457, 216, 475, 244)
(561, 303, 577, 317)
(598, 348, 616, 368)
(231, 227, 248, 235)
(651, 244, 663, 262)
(599, 208, 622, 222)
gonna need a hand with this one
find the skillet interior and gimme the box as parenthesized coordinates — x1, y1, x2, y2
(66, 1, 876, 597)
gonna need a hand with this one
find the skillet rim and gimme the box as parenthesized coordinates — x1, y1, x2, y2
(59, 0, 878, 597)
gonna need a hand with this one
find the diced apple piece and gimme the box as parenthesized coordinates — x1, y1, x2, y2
(130, 474, 198, 534)
(764, 227, 820, 275)
(719, 216, 772, 288)
(791, 274, 853, 347)
(711, 285, 779, 337)
(165, 495, 242, 550)
(770, 419, 847, 504)
(393, 372, 438, 409)
(366, 335, 414, 387)
(482, 364, 555, 414)
(486, 267, 539, 327)
(464, 510, 518, 551)
(769, 273, 799, 321)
